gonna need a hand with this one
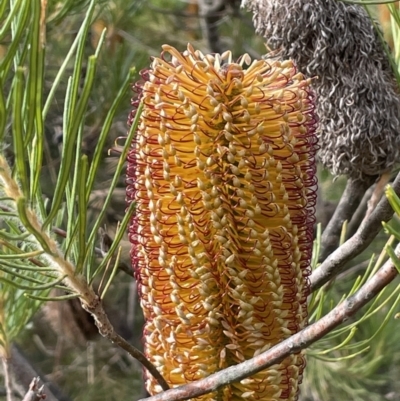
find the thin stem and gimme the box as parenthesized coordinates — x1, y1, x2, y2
(21, 377, 45, 401)
(197, 0, 225, 53)
(9, 344, 70, 401)
(319, 177, 374, 262)
(346, 185, 374, 239)
(2, 356, 14, 401)
(81, 297, 170, 391)
(137, 245, 400, 401)
(311, 170, 400, 292)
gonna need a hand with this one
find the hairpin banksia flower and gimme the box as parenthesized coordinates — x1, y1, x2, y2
(243, 0, 400, 181)
(127, 44, 318, 400)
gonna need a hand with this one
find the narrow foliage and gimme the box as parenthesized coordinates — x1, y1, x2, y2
(127, 44, 318, 400)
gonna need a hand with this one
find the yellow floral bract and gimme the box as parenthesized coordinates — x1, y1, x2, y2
(127, 44, 318, 401)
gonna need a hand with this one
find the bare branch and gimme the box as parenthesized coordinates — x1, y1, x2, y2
(80, 297, 170, 391)
(137, 245, 400, 401)
(146, 3, 232, 19)
(319, 177, 374, 262)
(197, 0, 242, 53)
(311, 171, 400, 292)
(4, 345, 71, 401)
(198, 0, 226, 53)
(346, 185, 374, 239)
(22, 378, 45, 401)
(1, 356, 13, 401)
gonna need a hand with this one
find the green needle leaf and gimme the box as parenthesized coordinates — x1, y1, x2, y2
(16, 197, 53, 254)
(0, 274, 67, 291)
(86, 67, 136, 197)
(77, 154, 89, 273)
(385, 185, 400, 217)
(24, 292, 79, 302)
(386, 244, 400, 274)
(43, 0, 96, 229)
(86, 102, 143, 278)
(0, 1, 30, 79)
(12, 67, 29, 198)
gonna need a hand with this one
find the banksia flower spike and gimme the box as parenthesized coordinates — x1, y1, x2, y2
(242, 0, 400, 181)
(127, 44, 318, 400)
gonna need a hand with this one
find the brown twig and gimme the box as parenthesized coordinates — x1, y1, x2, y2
(80, 296, 170, 391)
(147, 3, 231, 19)
(137, 245, 400, 401)
(319, 177, 374, 262)
(198, 0, 226, 53)
(6, 344, 70, 401)
(22, 378, 45, 401)
(365, 172, 392, 219)
(311, 170, 400, 292)
(2, 356, 13, 401)
(346, 185, 374, 239)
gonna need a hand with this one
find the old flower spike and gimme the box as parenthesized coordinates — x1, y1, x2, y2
(127, 44, 318, 401)
(243, 0, 400, 181)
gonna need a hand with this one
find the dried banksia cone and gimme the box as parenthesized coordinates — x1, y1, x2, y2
(243, 0, 400, 181)
(127, 44, 318, 400)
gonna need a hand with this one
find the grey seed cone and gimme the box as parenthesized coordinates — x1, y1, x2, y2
(242, 0, 400, 180)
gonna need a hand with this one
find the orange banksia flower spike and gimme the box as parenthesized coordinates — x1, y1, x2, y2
(127, 44, 318, 401)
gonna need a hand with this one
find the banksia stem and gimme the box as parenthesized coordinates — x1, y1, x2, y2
(127, 44, 317, 400)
